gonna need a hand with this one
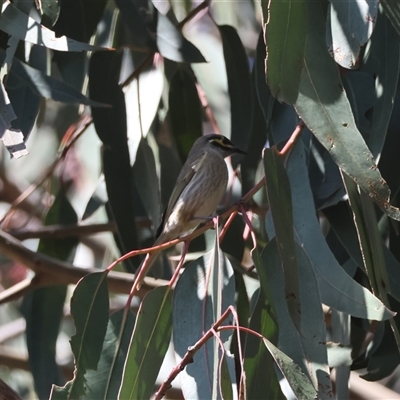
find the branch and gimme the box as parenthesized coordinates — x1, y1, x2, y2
(154, 307, 233, 400)
(0, 229, 166, 304)
(8, 222, 116, 240)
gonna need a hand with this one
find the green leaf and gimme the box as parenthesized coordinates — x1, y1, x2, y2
(262, 0, 307, 104)
(219, 354, 233, 400)
(264, 148, 301, 331)
(83, 310, 136, 400)
(0, 0, 100, 51)
(173, 251, 236, 399)
(327, 343, 352, 368)
(89, 51, 139, 272)
(361, 320, 400, 380)
(326, 0, 378, 69)
(261, 239, 332, 398)
(244, 268, 284, 400)
(381, 0, 400, 36)
(5, 54, 107, 107)
(209, 227, 236, 398)
(241, 43, 269, 194)
(168, 67, 202, 162)
(220, 213, 245, 263)
(294, 1, 400, 221)
(119, 286, 173, 400)
(324, 201, 400, 303)
(262, 337, 317, 400)
(361, 9, 400, 157)
(24, 286, 68, 399)
(219, 25, 251, 152)
(53, 0, 107, 43)
(183, 14, 231, 137)
(343, 174, 399, 347)
(284, 142, 393, 320)
(0, 80, 27, 158)
(40, 0, 60, 27)
(132, 138, 161, 230)
(342, 174, 390, 301)
(114, 0, 156, 50)
(51, 271, 110, 399)
(23, 191, 78, 399)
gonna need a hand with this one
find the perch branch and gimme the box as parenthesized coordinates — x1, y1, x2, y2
(0, 229, 165, 304)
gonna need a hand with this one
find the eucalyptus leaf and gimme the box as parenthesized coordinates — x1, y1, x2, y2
(52, 271, 109, 399)
(83, 310, 136, 400)
(23, 191, 78, 399)
(262, 0, 306, 104)
(326, 0, 378, 69)
(173, 250, 236, 400)
(295, 1, 400, 221)
(119, 287, 172, 400)
(285, 142, 393, 321)
(0, 0, 101, 51)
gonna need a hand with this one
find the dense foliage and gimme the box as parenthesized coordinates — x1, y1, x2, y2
(0, 0, 400, 399)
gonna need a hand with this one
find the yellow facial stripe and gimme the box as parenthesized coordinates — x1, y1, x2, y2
(210, 137, 233, 149)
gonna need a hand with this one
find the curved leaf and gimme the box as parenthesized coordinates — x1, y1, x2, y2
(51, 271, 109, 399)
(381, 0, 400, 35)
(157, 13, 206, 63)
(40, 0, 60, 27)
(295, 1, 400, 220)
(262, 0, 307, 104)
(6, 54, 107, 106)
(326, 0, 378, 69)
(84, 310, 136, 400)
(264, 148, 301, 331)
(173, 250, 236, 399)
(244, 247, 284, 400)
(262, 337, 317, 400)
(261, 239, 332, 399)
(219, 25, 251, 153)
(183, 13, 231, 137)
(168, 67, 202, 161)
(23, 191, 78, 399)
(0, 1, 102, 51)
(0, 81, 27, 158)
(118, 287, 172, 400)
(89, 51, 139, 271)
(283, 141, 393, 320)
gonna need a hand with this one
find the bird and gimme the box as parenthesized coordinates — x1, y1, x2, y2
(141, 133, 246, 278)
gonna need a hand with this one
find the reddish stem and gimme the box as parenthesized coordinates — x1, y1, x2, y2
(277, 120, 305, 157)
(154, 307, 232, 400)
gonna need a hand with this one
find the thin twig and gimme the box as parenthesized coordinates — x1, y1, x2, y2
(177, 0, 210, 29)
(277, 119, 305, 157)
(0, 230, 165, 304)
(7, 222, 117, 240)
(154, 307, 232, 400)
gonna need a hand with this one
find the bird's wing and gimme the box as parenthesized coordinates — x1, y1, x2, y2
(155, 152, 208, 239)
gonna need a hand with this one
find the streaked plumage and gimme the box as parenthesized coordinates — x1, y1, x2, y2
(143, 134, 245, 276)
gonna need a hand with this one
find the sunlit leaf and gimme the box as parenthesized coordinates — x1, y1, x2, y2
(262, 337, 317, 400)
(173, 250, 236, 399)
(326, 0, 378, 69)
(0, 1, 102, 51)
(262, 0, 306, 103)
(295, 1, 400, 221)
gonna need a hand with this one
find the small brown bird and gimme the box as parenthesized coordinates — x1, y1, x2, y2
(143, 133, 245, 276)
